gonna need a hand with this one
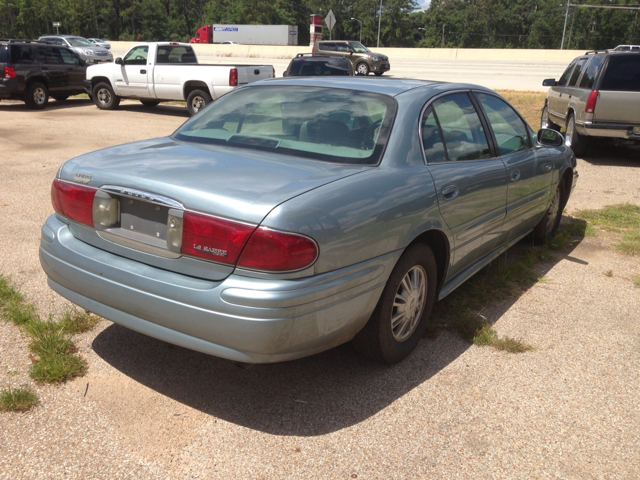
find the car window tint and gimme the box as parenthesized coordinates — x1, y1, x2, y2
(578, 56, 603, 89)
(321, 43, 335, 51)
(0, 45, 9, 63)
(558, 58, 578, 86)
(431, 93, 491, 162)
(58, 48, 81, 65)
(38, 46, 62, 64)
(124, 46, 149, 65)
(568, 58, 587, 87)
(600, 55, 640, 92)
(290, 59, 350, 76)
(421, 106, 447, 163)
(174, 86, 397, 165)
(156, 45, 196, 64)
(11, 46, 35, 64)
(476, 93, 531, 156)
(55, 38, 66, 46)
(335, 43, 351, 52)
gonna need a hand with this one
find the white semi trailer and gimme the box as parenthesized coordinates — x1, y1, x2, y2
(189, 24, 298, 45)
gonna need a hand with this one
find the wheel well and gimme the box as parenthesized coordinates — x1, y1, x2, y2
(408, 229, 450, 294)
(561, 167, 573, 206)
(91, 76, 112, 89)
(26, 76, 48, 88)
(183, 82, 210, 99)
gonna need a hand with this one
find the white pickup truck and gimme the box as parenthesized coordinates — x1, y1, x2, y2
(84, 42, 274, 115)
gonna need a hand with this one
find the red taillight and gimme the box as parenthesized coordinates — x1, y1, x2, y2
(229, 68, 238, 86)
(182, 211, 255, 264)
(4, 66, 16, 79)
(272, 66, 276, 78)
(585, 90, 598, 114)
(312, 44, 315, 53)
(51, 179, 96, 227)
(237, 227, 318, 272)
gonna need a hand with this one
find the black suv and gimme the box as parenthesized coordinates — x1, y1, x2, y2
(0, 39, 87, 109)
(283, 54, 355, 77)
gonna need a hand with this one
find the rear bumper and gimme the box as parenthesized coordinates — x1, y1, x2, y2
(40, 214, 397, 363)
(0, 78, 19, 99)
(579, 121, 640, 140)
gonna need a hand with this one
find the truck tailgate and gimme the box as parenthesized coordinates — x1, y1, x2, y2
(593, 91, 640, 124)
(237, 66, 272, 85)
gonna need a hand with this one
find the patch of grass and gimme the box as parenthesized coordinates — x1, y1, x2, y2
(605, 269, 614, 277)
(574, 204, 640, 255)
(426, 218, 587, 352)
(0, 274, 95, 384)
(496, 90, 547, 128)
(634, 276, 640, 288)
(0, 386, 38, 412)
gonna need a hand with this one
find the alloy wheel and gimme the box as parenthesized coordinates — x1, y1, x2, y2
(97, 88, 111, 105)
(33, 87, 46, 105)
(191, 96, 205, 113)
(565, 117, 575, 148)
(391, 265, 427, 342)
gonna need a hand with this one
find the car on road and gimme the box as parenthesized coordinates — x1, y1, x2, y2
(0, 39, 87, 109)
(220, 41, 239, 45)
(84, 42, 274, 115)
(40, 78, 577, 365)
(313, 40, 390, 76)
(541, 49, 640, 155)
(37, 35, 113, 64)
(283, 53, 354, 76)
(87, 38, 111, 50)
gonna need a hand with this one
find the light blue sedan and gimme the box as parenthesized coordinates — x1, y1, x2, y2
(40, 78, 577, 364)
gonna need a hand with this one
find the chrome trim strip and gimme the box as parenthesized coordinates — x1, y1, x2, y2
(98, 231, 182, 259)
(100, 185, 184, 209)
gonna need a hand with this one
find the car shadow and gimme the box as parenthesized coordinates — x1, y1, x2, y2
(91, 216, 587, 437)
(0, 97, 93, 111)
(580, 140, 640, 167)
(117, 102, 190, 118)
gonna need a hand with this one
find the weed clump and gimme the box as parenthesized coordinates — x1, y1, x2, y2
(0, 386, 38, 412)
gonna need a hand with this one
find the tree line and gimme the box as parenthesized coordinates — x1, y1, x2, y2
(0, 0, 638, 50)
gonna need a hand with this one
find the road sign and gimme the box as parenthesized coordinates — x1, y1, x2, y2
(52, 22, 60, 27)
(325, 10, 336, 39)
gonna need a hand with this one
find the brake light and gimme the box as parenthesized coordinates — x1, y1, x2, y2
(182, 211, 255, 264)
(4, 66, 16, 79)
(229, 68, 238, 86)
(237, 227, 318, 272)
(585, 90, 598, 113)
(272, 66, 275, 78)
(312, 44, 315, 53)
(51, 179, 97, 227)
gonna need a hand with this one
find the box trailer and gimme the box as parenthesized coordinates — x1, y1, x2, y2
(190, 25, 298, 45)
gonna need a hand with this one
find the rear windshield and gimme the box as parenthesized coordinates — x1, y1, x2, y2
(0, 45, 7, 63)
(601, 55, 640, 92)
(173, 85, 397, 165)
(288, 58, 350, 76)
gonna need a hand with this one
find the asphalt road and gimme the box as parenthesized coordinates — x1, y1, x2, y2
(0, 98, 639, 479)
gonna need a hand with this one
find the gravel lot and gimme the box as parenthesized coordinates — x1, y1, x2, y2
(1, 98, 639, 479)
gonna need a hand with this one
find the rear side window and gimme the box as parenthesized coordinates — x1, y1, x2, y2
(289, 59, 350, 76)
(558, 58, 578, 86)
(320, 43, 335, 51)
(38, 47, 62, 64)
(156, 45, 196, 64)
(568, 58, 587, 87)
(0, 45, 7, 63)
(600, 55, 640, 92)
(578, 56, 603, 89)
(10, 45, 35, 64)
(421, 106, 447, 163)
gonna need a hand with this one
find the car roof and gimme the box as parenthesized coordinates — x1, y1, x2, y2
(254, 77, 476, 97)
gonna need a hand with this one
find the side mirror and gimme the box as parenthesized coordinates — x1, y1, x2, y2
(115, 57, 123, 65)
(537, 128, 564, 147)
(542, 78, 556, 87)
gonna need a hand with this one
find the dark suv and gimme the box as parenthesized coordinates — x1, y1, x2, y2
(541, 49, 640, 155)
(0, 40, 87, 109)
(313, 40, 390, 76)
(283, 54, 354, 77)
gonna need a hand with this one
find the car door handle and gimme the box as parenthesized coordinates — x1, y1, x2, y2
(442, 185, 459, 200)
(140, 69, 147, 74)
(510, 169, 521, 182)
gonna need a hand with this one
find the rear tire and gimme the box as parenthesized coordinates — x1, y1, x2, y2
(565, 114, 589, 157)
(353, 243, 437, 364)
(92, 82, 120, 110)
(140, 100, 160, 107)
(186, 89, 212, 116)
(540, 103, 560, 131)
(533, 180, 566, 244)
(356, 62, 370, 76)
(24, 82, 49, 109)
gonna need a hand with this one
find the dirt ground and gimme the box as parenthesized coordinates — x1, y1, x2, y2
(0, 98, 639, 479)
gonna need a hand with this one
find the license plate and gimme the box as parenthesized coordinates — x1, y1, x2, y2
(120, 198, 168, 241)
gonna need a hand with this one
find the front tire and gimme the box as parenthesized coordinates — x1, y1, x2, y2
(533, 180, 566, 244)
(24, 82, 49, 109)
(186, 89, 212, 116)
(565, 114, 589, 157)
(353, 243, 437, 364)
(92, 82, 120, 110)
(540, 103, 560, 131)
(356, 62, 370, 76)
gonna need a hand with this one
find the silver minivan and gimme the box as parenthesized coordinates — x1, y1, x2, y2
(541, 50, 640, 156)
(38, 35, 113, 64)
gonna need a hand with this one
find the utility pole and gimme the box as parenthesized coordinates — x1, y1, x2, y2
(441, 24, 446, 48)
(377, 0, 383, 48)
(567, 6, 576, 49)
(561, 1, 571, 49)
